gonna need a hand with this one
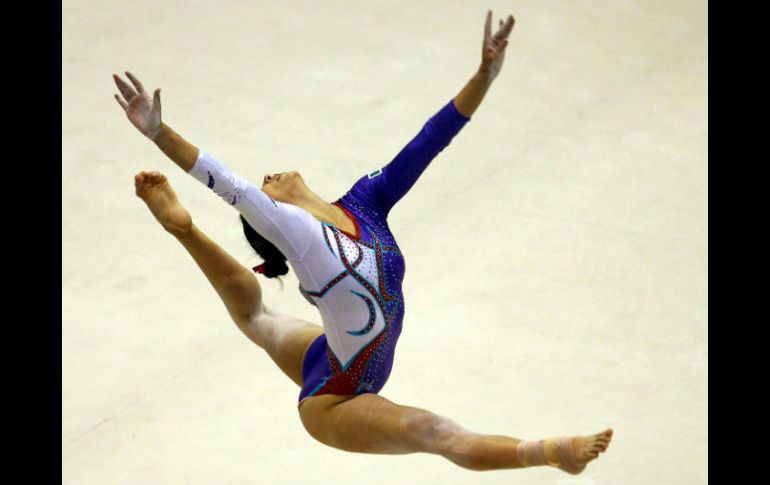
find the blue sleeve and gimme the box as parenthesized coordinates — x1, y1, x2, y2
(345, 99, 470, 216)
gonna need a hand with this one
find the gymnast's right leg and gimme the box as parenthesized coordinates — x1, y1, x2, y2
(134, 170, 323, 387)
(299, 393, 613, 473)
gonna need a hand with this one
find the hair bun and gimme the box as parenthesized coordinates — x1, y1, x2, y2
(240, 215, 290, 281)
(262, 259, 289, 278)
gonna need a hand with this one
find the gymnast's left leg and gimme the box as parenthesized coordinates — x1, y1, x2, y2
(298, 393, 612, 473)
(134, 170, 323, 387)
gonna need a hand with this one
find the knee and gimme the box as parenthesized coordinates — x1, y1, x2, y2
(241, 310, 283, 350)
(220, 276, 262, 321)
(401, 411, 463, 454)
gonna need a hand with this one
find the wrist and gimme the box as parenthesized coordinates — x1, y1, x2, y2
(476, 65, 496, 83)
(149, 122, 167, 142)
(474, 62, 500, 86)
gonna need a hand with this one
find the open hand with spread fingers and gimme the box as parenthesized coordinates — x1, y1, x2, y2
(113, 72, 162, 140)
(481, 11, 515, 81)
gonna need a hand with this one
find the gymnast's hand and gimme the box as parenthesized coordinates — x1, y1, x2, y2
(113, 71, 162, 140)
(480, 11, 515, 81)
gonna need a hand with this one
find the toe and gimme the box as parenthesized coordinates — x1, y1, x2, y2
(148, 171, 166, 184)
(596, 431, 612, 442)
(134, 174, 146, 195)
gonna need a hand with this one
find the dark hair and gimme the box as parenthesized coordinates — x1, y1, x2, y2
(239, 215, 289, 280)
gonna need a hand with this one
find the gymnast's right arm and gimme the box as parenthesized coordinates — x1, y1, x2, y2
(113, 71, 318, 261)
(186, 149, 320, 262)
(152, 123, 198, 172)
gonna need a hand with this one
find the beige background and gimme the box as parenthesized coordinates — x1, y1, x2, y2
(62, 1, 707, 484)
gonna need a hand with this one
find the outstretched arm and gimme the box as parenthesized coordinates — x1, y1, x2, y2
(343, 11, 515, 217)
(113, 72, 319, 261)
(113, 72, 198, 171)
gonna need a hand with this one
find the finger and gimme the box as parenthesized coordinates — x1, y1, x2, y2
(113, 74, 137, 101)
(125, 71, 147, 95)
(114, 94, 128, 112)
(504, 14, 515, 36)
(484, 10, 492, 42)
(152, 88, 162, 115)
(494, 14, 515, 40)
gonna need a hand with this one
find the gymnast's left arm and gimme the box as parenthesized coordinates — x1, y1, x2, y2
(351, 11, 515, 215)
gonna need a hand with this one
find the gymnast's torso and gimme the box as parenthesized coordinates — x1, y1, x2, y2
(297, 184, 407, 403)
(187, 98, 470, 403)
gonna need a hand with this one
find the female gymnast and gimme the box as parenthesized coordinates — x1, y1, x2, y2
(115, 11, 612, 473)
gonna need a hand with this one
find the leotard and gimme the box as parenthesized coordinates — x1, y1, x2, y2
(187, 99, 470, 404)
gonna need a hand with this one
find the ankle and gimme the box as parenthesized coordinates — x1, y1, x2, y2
(168, 222, 194, 239)
(516, 439, 548, 468)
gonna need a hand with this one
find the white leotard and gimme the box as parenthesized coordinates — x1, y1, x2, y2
(189, 150, 387, 367)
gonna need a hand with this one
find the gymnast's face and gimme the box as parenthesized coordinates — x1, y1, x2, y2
(262, 171, 306, 203)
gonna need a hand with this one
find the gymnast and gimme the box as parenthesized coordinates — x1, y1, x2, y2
(114, 11, 612, 473)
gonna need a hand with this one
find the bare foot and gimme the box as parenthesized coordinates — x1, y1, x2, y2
(544, 428, 613, 475)
(134, 171, 192, 236)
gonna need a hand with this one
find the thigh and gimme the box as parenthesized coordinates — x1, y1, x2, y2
(247, 305, 324, 388)
(298, 393, 449, 455)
